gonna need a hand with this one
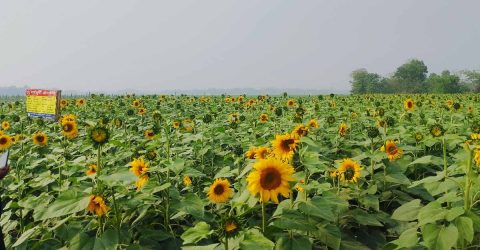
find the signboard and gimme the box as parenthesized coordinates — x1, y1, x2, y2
(26, 89, 61, 120)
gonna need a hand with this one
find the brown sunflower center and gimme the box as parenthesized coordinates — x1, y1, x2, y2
(0, 137, 7, 145)
(344, 166, 355, 180)
(260, 167, 282, 190)
(407, 102, 413, 108)
(280, 139, 295, 152)
(214, 184, 225, 195)
(63, 123, 74, 132)
(36, 135, 45, 143)
(386, 144, 397, 155)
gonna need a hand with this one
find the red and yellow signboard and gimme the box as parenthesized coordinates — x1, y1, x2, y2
(26, 89, 61, 120)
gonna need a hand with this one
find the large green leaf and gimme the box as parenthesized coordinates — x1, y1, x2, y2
(391, 199, 422, 221)
(33, 190, 91, 221)
(275, 236, 312, 250)
(240, 229, 274, 250)
(180, 222, 213, 245)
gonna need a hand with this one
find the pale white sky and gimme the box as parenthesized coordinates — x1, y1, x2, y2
(1, 0, 479, 92)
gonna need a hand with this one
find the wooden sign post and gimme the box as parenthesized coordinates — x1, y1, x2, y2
(25, 89, 61, 120)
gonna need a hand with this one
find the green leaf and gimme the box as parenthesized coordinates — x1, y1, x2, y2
(180, 222, 213, 245)
(409, 172, 444, 188)
(177, 193, 205, 219)
(408, 155, 443, 166)
(422, 224, 458, 250)
(12, 226, 39, 247)
(455, 216, 473, 243)
(98, 169, 137, 187)
(313, 223, 341, 250)
(445, 207, 464, 221)
(418, 201, 446, 226)
(350, 209, 383, 226)
(167, 159, 186, 174)
(391, 199, 422, 221)
(391, 227, 418, 249)
(275, 236, 312, 250)
(240, 229, 274, 250)
(298, 197, 335, 221)
(69, 233, 96, 250)
(94, 229, 119, 250)
(34, 190, 91, 221)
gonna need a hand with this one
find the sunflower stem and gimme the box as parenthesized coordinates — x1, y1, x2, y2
(261, 200, 266, 233)
(111, 187, 121, 240)
(442, 137, 448, 180)
(224, 237, 229, 250)
(464, 148, 473, 212)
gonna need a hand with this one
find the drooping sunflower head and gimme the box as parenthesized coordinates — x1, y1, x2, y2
(306, 119, 319, 129)
(183, 176, 192, 187)
(86, 164, 97, 176)
(255, 147, 271, 160)
(1, 121, 10, 130)
(247, 158, 295, 204)
(89, 126, 109, 146)
(144, 129, 155, 140)
(207, 178, 232, 203)
(337, 158, 362, 183)
(129, 157, 149, 177)
(292, 124, 308, 138)
(0, 134, 13, 151)
(367, 126, 379, 139)
(404, 98, 414, 111)
(271, 133, 299, 160)
(32, 132, 48, 146)
(62, 121, 78, 139)
(382, 140, 403, 161)
(87, 195, 109, 216)
(430, 124, 445, 137)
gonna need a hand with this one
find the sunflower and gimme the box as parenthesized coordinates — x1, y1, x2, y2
(183, 176, 192, 187)
(245, 147, 257, 159)
(415, 132, 424, 142)
(430, 124, 445, 137)
(1, 121, 9, 130)
(129, 157, 149, 177)
(207, 178, 232, 203)
(292, 124, 308, 138)
(0, 134, 13, 151)
(60, 114, 77, 124)
(132, 99, 141, 107)
(173, 121, 181, 129)
(337, 158, 362, 183)
(238, 96, 244, 102)
(259, 114, 268, 123)
(60, 99, 68, 108)
(255, 147, 271, 160)
(135, 175, 149, 190)
(89, 126, 109, 146)
(76, 98, 86, 106)
(306, 119, 319, 129)
(474, 147, 480, 167)
(338, 122, 348, 137)
(229, 113, 240, 124)
(381, 140, 403, 161)
(138, 108, 146, 115)
(224, 218, 240, 237)
(32, 132, 48, 146)
(144, 129, 155, 139)
(87, 195, 109, 216)
(468, 106, 473, 113)
(271, 133, 299, 160)
(86, 164, 97, 176)
(247, 158, 295, 203)
(225, 97, 231, 103)
(404, 98, 414, 111)
(287, 99, 295, 107)
(62, 121, 78, 139)
(446, 99, 453, 109)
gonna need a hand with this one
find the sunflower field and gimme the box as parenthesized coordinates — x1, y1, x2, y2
(1, 93, 480, 250)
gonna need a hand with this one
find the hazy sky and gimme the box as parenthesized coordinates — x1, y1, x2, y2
(1, 0, 479, 93)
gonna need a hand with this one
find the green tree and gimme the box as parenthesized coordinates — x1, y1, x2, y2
(392, 59, 428, 93)
(462, 70, 480, 92)
(350, 69, 385, 94)
(426, 71, 463, 93)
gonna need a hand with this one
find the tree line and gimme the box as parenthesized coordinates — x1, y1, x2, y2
(350, 59, 480, 94)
